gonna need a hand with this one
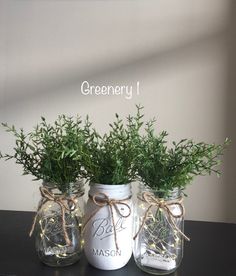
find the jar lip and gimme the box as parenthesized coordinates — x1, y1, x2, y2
(139, 183, 181, 199)
(89, 182, 132, 198)
(42, 179, 84, 195)
(90, 182, 131, 188)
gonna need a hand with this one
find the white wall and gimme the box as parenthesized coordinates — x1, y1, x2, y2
(0, 0, 235, 223)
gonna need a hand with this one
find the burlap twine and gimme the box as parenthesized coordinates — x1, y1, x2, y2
(29, 186, 79, 246)
(133, 191, 190, 241)
(82, 192, 132, 251)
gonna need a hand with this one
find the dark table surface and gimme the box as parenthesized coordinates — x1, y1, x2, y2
(0, 210, 235, 276)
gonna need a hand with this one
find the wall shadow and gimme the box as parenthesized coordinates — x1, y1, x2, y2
(224, 0, 236, 223)
(3, 28, 226, 107)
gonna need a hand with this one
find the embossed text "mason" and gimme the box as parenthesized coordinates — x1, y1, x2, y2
(93, 248, 122, 257)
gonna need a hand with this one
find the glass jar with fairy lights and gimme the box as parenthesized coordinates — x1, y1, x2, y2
(0, 115, 87, 266)
(133, 120, 228, 275)
(32, 181, 85, 267)
(133, 184, 187, 275)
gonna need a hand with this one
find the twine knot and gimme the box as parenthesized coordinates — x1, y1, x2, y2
(133, 191, 190, 241)
(83, 192, 132, 250)
(29, 186, 77, 246)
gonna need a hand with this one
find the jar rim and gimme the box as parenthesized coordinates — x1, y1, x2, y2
(42, 179, 84, 196)
(138, 182, 181, 200)
(89, 182, 132, 199)
(90, 182, 131, 188)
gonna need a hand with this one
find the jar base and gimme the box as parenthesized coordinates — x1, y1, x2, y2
(134, 257, 180, 275)
(38, 252, 81, 267)
(87, 261, 129, 271)
(85, 252, 132, 271)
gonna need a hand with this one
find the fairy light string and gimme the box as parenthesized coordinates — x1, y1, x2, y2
(29, 186, 80, 245)
(133, 191, 190, 241)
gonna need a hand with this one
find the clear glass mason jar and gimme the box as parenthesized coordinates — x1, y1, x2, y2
(133, 183, 186, 275)
(34, 181, 85, 267)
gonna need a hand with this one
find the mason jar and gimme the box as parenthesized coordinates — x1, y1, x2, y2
(133, 183, 188, 275)
(33, 181, 85, 267)
(83, 183, 133, 270)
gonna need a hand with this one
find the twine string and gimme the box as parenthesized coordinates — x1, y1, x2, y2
(29, 186, 77, 246)
(133, 191, 190, 241)
(82, 192, 132, 251)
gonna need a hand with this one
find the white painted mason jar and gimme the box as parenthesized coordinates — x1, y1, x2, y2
(83, 183, 133, 270)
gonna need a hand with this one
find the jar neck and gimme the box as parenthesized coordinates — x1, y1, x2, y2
(89, 182, 132, 199)
(42, 180, 84, 197)
(138, 182, 181, 200)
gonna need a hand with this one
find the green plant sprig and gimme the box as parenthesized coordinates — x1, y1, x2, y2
(82, 105, 144, 184)
(1, 115, 86, 193)
(135, 121, 229, 197)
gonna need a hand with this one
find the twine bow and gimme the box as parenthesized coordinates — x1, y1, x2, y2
(133, 191, 190, 241)
(29, 186, 77, 246)
(82, 192, 132, 250)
